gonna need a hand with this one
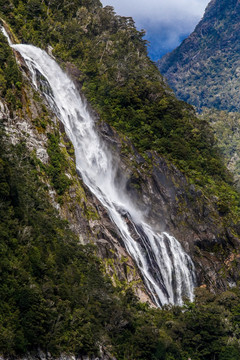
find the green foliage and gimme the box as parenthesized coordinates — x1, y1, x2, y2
(46, 132, 72, 196)
(220, 346, 240, 360)
(1, 0, 230, 185)
(0, 125, 127, 357)
(1, 2, 240, 358)
(2, 0, 240, 224)
(1, 120, 240, 360)
(200, 108, 240, 190)
(158, 0, 240, 112)
(0, 31, 22, 111)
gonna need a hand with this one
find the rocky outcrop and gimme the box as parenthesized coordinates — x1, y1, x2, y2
(97, 115, 240, 293)
(0, 351, 115, 360)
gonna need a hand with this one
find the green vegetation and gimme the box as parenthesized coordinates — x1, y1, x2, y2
(1, 1, 240, 359)
(1, 113, 240, 360)
(0, 1, 226, 179)
(200, 108, 240, 190)
(46, 132, 72, 196)
(1, 134, 240, 359)
(158, 0, 240, 112)
(0, 30, 22, 112)
(1, 0, 240, 223)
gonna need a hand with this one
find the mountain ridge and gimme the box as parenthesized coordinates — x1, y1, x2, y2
(158, 0, 240, 112)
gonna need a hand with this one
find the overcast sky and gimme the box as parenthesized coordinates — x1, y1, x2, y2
(101, 0, 210, 60)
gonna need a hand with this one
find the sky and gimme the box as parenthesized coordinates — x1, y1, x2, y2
(101, 0, 210, 60)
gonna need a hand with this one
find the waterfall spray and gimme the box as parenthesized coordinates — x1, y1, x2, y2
(2, 28, 196, 306)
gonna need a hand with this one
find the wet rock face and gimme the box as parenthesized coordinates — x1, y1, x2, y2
(5, 49, 239, 307)
(140, 161, 240, 290)
(0, 352, 115, 360)
(97, 117, 240, 293)
(2, 47, 155, 306)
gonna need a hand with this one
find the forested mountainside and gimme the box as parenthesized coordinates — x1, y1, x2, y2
(158, 0, 240, 112)
(1, 0, 240, 359)
(200, 109, 240, 190)
(2, 0, 240, 218)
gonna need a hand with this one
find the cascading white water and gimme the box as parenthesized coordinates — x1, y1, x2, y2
(5, 31, 196, 306)
(1, 26, 12, 44)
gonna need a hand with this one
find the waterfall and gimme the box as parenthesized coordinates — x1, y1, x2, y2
(4, 30, 196, 306)
(1, 26, 12, 45)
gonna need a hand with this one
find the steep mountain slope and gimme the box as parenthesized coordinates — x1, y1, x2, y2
(200, 108, 240, 190)
(2, 0, 240, 296)
(158, 0, 240, 112)
(2, 51, 240, 360)
(1, 0, 240, 359)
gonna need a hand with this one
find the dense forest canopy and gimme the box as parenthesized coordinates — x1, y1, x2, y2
(0, 0, 229, 178)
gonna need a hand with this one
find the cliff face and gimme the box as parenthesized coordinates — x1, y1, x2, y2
(0, 0, 239, 308)
(8, 38, 239, 299)
(1, 1, 240, 358)
(0, 38, 158, 358)
(0, 47, 153, 303)
(2, 35, 240, 359)
(100, 116, 240, 293)
(158, 0, 240, 112)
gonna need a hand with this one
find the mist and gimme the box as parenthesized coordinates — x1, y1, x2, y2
(101, 0, 210, 59)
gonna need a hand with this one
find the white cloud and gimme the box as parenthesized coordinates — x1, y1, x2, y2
(101, 0, 209, 24)
(101, 0, 210, 58)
